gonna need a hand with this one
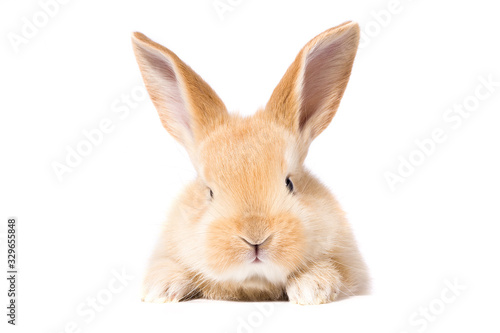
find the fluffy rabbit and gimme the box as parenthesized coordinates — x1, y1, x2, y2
(132, 21, 369, 305)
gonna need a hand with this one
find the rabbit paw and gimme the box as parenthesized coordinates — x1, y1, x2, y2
(286, 269, 341, 305)
(142, 278, 193, 303)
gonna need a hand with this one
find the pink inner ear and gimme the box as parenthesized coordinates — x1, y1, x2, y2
(299, 36, 345, 131)
(139, 46, 192, 136)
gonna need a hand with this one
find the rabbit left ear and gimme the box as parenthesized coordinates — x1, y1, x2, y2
(132, 32, 228, 156)
(262, 22, 360, 146)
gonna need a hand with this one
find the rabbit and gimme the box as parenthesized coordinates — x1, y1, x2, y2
(132, 21, 369, 305)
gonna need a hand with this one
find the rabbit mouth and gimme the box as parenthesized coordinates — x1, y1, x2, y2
(239, 235, 271, 264)
(248, 251, 265, 264)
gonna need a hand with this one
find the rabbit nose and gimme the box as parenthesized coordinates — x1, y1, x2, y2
(240, 237, 263, 258)
(240, 237, 261, 248)
(239, 236, 270, 248)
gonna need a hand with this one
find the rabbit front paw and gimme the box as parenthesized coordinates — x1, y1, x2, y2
(286, 267, 342, 305)
(142, 278, 194, 303)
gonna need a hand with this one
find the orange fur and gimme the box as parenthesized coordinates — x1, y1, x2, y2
(133, 21, 369, 305)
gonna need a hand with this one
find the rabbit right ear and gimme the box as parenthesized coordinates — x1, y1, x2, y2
(131, 32, 228, 156)
(262, 22, 360, 157)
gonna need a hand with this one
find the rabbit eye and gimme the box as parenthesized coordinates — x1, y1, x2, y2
(209, 188, 214, 199)
(285, 177, 294, 193)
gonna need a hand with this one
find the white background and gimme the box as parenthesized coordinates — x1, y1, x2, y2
(1, 0, 499, 332)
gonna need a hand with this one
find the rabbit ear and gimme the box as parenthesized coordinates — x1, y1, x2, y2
(132, 32, 228, 154)
(263, 22, 360, 146)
